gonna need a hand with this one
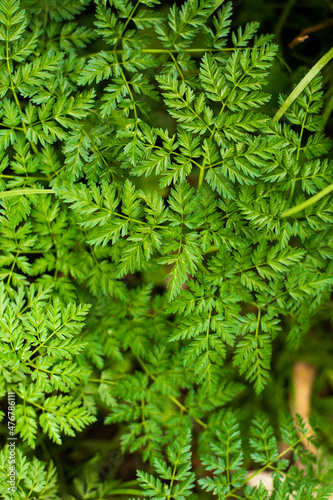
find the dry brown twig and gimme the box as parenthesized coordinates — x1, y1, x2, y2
(290, 361, 318, 457)
(289, 20, 333, 49)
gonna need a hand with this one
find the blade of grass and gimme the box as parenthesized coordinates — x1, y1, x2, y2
(274, 46, 333, 121)
(277, 47, 333, 216)
(282, 182, 333, 217)
(275, 0, 297, 41)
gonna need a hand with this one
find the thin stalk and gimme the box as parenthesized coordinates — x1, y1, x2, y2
(0, 188, 54, 198)
(275, 46, 333, 215)
(106, 490, 143, 496)
(227, 429, 314, 498)
(273, 46, 333, 121)
(290, 98, 309, 201)
(197, 260, 209, 274)
(322, 92, 333, 125)
(5, 34, 42, 160)
(198, 49, 266, 189)
(282, 182, 333, 217)
(167, 463, 178, 500)
(206, 245, 218, 253)
(81, 47, 242, 59)
(197, 166, 205, 189)
(0, 174, 47, 180)
(275, 0, 297, 40)
(136, 356, 207, 429)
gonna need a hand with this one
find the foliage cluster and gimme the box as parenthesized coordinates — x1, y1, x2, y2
(0, 0, 332, 498)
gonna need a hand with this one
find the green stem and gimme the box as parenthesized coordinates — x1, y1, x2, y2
(274, 0, 296, 40)
(282, 182, 333, 217)
(0, 188, 54, 198)
(42, 7, 49, 44)
(197, 260, 209, 274)
(113, 0, 140, 52)
(197, 166, 205, 189)
(226, 429, 313, 498)
(322, 92, 333, 125)
(167, 463, 178, 500)
(273, 46, 333, 121)
(106, 490, 143, 496)
(136, 356, 207, 429)
(275, 47, 333, 215)
(212, 0, 227, 10)
(90, 378, 119, 385)
(82, 47, 241, 59)
(206, 245, 218, 253)
(0, 174, 47, 180)
(143, 48, 216, 53)
(6, 35, 41, 160)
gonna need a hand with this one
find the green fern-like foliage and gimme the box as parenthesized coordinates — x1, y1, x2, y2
(0, 0, 333, 498)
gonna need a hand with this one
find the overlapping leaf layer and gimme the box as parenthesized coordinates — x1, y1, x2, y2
(0, 0, 332, 498)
